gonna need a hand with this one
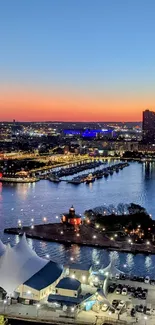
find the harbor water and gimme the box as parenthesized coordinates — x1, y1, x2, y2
(1, 161, 155, 277)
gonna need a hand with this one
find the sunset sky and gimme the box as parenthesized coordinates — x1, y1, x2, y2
(1, 0, 155, 122)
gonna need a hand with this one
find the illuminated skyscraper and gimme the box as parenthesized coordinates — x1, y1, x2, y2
(143, 109, 155, 143)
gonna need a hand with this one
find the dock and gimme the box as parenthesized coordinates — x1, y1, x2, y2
(49, 162, 129, 184)
(4, 223, 155, 255)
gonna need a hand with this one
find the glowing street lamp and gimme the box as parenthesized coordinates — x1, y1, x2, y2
(36, 304, 40, 318)
(3, 300, 7, 313)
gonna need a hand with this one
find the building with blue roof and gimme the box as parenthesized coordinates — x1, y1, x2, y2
(55, 277, 81, 298)
(48, 292, 92, 307)
(17, 260, 63, 302)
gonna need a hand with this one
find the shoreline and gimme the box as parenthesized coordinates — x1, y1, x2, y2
(0, 177, 39, 183)
(4, 223, 155, 255)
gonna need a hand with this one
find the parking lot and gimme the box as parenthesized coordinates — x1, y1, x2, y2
(102, 274, 155, 323)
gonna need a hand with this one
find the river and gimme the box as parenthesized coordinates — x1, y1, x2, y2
(1, 161, 155, 277)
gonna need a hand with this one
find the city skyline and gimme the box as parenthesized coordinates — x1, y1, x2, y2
(1, 0, 155, 122)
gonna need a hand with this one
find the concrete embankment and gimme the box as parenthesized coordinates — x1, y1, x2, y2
(4, 223, 155, 255)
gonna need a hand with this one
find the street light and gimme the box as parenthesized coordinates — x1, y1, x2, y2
(144, 315, 147, 325)
(36, 304, 40, 318)
(3, 300, 7, 314)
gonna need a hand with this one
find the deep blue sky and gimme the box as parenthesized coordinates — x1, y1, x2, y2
(0, 0, 155, 121)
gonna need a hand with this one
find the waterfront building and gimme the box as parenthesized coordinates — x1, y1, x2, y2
(65, 263, 92, 284)
(0, 234, 63, 302)
(143, 109, 155, 144)
(0, 234, 95, 305)
(55, 277, 81, 297)
(48, 279, 92, 312)
(61, 206, 82, 226)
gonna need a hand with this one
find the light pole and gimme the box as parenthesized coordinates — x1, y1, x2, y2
(36, 304, 40, 318)
(144, 315, 147, 325)
(3, 300, 7, 314)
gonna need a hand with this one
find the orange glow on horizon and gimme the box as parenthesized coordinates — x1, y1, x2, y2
(0, 86, 154, 121)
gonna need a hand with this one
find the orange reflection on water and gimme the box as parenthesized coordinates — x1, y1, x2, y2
(16, 183, 30, 200)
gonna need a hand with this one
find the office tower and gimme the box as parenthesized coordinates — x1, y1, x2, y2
(143, 109, 155, 143)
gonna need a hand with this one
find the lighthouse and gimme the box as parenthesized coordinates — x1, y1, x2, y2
(61, 206, 82, 226)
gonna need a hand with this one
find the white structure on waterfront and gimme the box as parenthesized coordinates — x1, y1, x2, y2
(0, 234, 63, 298)
(99, 259, 123, 279)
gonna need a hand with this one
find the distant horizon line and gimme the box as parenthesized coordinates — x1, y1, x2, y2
(0, 120, 142, 123)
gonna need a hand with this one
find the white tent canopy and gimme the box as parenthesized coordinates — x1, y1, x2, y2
(0, 239, 6, 257)
(99, 259, 124, 278)
(0, 234, 48, 294)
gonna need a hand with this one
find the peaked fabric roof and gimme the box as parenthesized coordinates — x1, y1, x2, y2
(0, 239, 6, 257)
(99, 259, 123, 277)
(0, 234, 57, 294)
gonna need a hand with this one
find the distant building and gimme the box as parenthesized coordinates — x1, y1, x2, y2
(61, 206, 82, 226)
(143, 109, 155, 144)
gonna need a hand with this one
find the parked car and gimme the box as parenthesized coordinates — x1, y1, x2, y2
(129, 286, 135, 293)
(150, 279, 155, 285)
(116, 301, 125, 314)
(118, 301, 125, 309)
(117, 284, 123, 289)
(144, 276, 150, 284)
(102, 303, 109, 312)
(109, 306, 115, 313)
(141, 292, 146, 300)
(116, 288, 121, 294)
(122, 288, 128, 295)
(137, 304, 144, 313)
(151, 308, 155, 315)
(108, 285, 115, 293)
(120, 274, 126, 280)
(131, 275, 137, 281)
(115, 273, 120, 280)
(112, 300, 118, 308)
(133, 291, 139, 298)
(137, 287, 142, 292)
(145, 304, 151, 315)
(131, 308, 136, 317)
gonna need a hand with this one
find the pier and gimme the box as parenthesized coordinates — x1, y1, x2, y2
(4, 222, 155, 255)
(49, 162, 129, 184)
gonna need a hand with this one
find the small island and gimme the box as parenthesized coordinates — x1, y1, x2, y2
(4, 203, 155, 255)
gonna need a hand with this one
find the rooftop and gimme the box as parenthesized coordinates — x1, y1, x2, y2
(24, 261, 63, 290)
(56, 277, 81, 291)
(48, 292, 92, 306)
(68, 263, 92, 271)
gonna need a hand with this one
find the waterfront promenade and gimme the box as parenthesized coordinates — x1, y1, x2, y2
(1, 299, 155, 325)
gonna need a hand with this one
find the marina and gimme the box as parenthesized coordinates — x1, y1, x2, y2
(1, 161, 155, 278)
(49, 162, 129, 184)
